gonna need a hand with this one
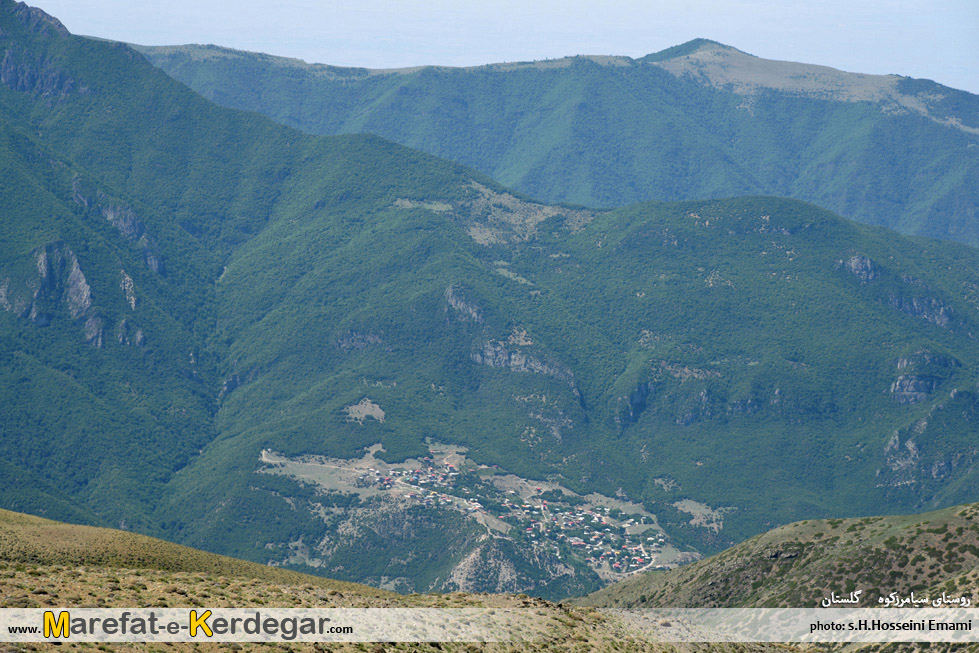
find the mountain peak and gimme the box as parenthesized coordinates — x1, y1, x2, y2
(1, 0, 70, 37)
(641, 38, 744, 63)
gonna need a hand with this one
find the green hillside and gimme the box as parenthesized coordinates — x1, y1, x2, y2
(3, 0, 979, 600)
(581, 502, 979, 609)
(136, 41, 979, 245)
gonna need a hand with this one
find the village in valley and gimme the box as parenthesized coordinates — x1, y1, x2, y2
(260, 443, 697, 580)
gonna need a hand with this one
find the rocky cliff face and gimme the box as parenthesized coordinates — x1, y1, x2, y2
(71, 177, 164, 275)
(890, 350, 961, 404)
(0, 46, 82, 97)
(119, 270, 137, 310)
(890, 375, 941, 404)
(473, 341, 569, 379)
(887, 292, 955, 329)
(616, 359, 773, 428)
(37, 243, 91, 319)
(5, 0, 69, 36)
(877, 385, 979, 502)
(472, 340, 578, 396)
(879, 416, 979, 494)
(0, 242, 152, 349)
(115, 318, 145, 347)
(841, 253, 961, 331)
(446, 537, 583, 595)
(444, 284, 482, 323)
(618, 379, 657, 424)
(0, 243, 97, 337)
(32, 243, 101, 344)
(844, 254, 881, 282)
(0, 2, 83, 97)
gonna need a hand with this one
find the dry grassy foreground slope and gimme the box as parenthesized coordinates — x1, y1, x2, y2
(0, 508, 774, 652)
(581, 503, 979, 609)
(0, 506, 962, 652)
(0, 509, 384, 596)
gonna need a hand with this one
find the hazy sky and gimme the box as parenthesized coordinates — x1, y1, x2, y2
(29, 0, 979, 93)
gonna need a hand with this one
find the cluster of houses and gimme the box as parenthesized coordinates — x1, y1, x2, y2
(354, 457, 462, 491)
(494, 498, 670, 573)
(350, 457, 672, 575)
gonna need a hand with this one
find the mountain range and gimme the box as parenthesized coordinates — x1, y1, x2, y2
(1, 0, 979, 599)
(138, 39, 979, 245)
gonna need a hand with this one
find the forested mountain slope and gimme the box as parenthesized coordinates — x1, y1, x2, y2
(3, 0, 979, 598)
(138, 39, 979, 244)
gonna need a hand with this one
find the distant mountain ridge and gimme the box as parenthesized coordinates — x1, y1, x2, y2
(140, 38, 979, 133)
(646, 40, 977, 134)
(137, 38, 979, 244)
